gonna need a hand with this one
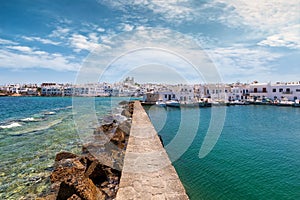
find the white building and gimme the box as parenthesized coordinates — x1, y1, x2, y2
(269, 82, 300, 101)
(249, 81, 300, 101)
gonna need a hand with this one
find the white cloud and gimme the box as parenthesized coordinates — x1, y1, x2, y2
(214, 0, 299, 30)
(0, 38, 18, 45)
(258, 25, 300, 49)
(123, 24, 134, 32)
(207, 45, 282, 81)
(6, 45, 33, 53)
(69, 34, 99, 52)
(97, 27, 105, 32)
(49, 26, 71, 38)
(211, 0, 300, 49)
(88, 33, 99, 43)
(22, 36, 60, 45)
(100, 0, 299, 49)
(77, 28, 220, 84)
(0, 47, 80, 71)
(99, 0, 197, 24)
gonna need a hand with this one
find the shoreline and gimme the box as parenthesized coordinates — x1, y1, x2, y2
(39, 101, 134, 199)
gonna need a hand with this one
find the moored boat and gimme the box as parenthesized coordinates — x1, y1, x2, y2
(293, 99, 300, 107)
(166, 100, 180, 107)
(277, 98, 294, 107)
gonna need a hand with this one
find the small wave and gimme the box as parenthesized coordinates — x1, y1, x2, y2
(0, 122, 22, 129)
(20, 117, 42, 122)
(8, 118, 64, 135)
(113, 114, 127, 123)
(44, 111, 56, 115)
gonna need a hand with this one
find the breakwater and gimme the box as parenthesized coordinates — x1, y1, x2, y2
(116, 101, 189, 200)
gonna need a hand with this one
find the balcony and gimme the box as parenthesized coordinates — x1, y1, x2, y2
(282, 91, 293, 94)
(250, 91, 268, 93)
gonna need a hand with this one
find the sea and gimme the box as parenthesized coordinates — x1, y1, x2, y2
(0, 97, 299, 199)
(0, 96, 132, 199)
(145, 105, 300, 200)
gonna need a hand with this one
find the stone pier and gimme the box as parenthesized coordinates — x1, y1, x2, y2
(116, 101, 189, 200)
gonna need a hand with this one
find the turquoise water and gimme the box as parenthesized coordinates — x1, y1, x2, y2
(0, 97, 132, 199)
(146, 105, 300, 200)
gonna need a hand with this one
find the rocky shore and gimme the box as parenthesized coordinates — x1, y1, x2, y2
(40, 101, 134, 200)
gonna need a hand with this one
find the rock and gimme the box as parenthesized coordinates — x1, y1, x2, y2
(57, 177, 105, 200)
(121, 109, 131, 118)
(55, 152, 78, 162)
(118, 120, 131, 136)
(110, 127, 126, 149)
(57, 181, 77, 199)
(84, 161, 107, 186)
(101, 187, 115, 198)
(50, 159, 85, 183)
(94, 121, 117, 135)
(50, 155, 106, 200)
(67, 194, 82, 200)
(102, 115, 117, 124)
(118, 100, 128, 105)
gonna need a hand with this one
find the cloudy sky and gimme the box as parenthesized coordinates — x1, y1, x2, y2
(0, 0, 299, 84)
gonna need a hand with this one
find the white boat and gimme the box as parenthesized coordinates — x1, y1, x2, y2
(294, 99, 300, 107)
(277, 100, 294, 106)
(166, 100, 180, 107)
(155, 100, 166, 107)
(234, 100, 250, 105)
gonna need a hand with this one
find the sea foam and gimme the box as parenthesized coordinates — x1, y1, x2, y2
(0, 122, 22, 129)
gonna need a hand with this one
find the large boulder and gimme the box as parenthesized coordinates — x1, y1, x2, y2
(57, 177, 104, 200)
(55, 151, 78, 162)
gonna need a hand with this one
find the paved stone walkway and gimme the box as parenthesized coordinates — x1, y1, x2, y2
(116, 101, 189, 200)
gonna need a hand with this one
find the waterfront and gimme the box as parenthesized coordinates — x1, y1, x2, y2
(146, 105, 300, 200)
(0, 97, 299, 199)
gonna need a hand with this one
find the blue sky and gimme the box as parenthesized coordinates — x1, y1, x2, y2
(0, 0, 299, 84)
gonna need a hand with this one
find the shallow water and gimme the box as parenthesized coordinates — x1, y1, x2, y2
(146, 105, 300, 200)
(0, 96, 134, 199)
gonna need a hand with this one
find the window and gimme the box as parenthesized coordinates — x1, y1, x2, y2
(296, 89, 300, 92)
(172, 94, 175, 98)
(279, 88, 283, 92)
(272, 88, 276, 92)
(286, 88, 290, 92)
(254, 88, 257, 93)
(165, 94, 167, 98)
(262, 88, 267, 93)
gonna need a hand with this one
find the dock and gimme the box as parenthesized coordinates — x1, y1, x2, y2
(116, 101, 189, 200)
